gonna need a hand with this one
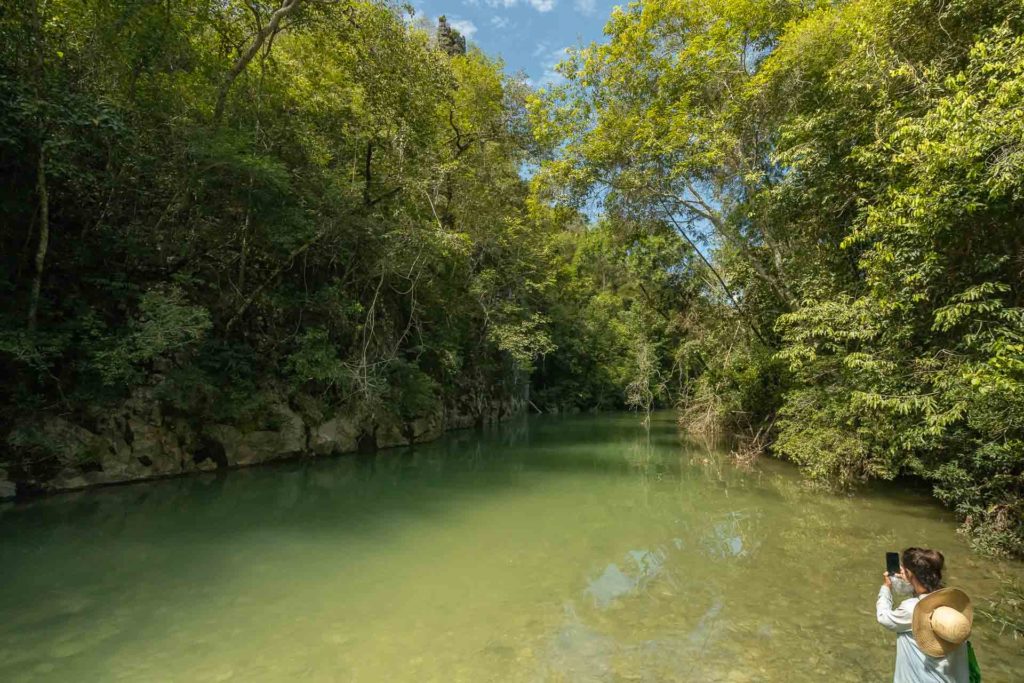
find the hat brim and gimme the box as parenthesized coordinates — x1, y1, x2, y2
(912, 588, 973, 657)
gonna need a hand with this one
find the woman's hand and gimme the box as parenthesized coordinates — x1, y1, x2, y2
(882, 572, 893, 590)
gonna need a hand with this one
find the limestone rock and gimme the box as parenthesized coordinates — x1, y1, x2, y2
(127, 419, 185, 475)
(0, 469, 15, 500)
(409, 410, 443, 443)
(235, 430, 289, 465)
(291, 393, 326, 426)
(35, 417, 110, 468)
(375, 411, 407, 449)
(311, 414, 359, 456)
(49, 465, 163, 491)
(121, 386, 162, 425)
(50, 469, 90, 491)
(205, 403, 306, 466)
(445, 409, 477, 430)
(204, 424, 244, 463)
(196, 458, 219, 472)
(271, 403, 306, 454)
(3, 388, 525, 494)
(437, 16, 467, 56)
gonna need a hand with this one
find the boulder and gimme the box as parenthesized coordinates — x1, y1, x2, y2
(235, 430, 292, 465)
(127, 418, 186, 475)
(375, 411, 407, 449)
(35, 416, 110, 469)
(49, 469, 90, 491)
(205, 404, 306, 466)
(0, 469, 15, 499)
(311, 414, 359, 456)
(196, 458, 219, 472)
(409, 410, 444, 443)
(444, 404, 477, 430)
(204, 424, 245, 463)
(276, 404, 307, 450)
(87, 387, 193, 481)
(291, 392, 326, 426)
(121, 386, 162, 425)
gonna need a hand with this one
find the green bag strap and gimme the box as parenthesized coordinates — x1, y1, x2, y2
(967, 641, 982, 683)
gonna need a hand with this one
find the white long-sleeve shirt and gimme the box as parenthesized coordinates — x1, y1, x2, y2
(876, 585, 969, 683)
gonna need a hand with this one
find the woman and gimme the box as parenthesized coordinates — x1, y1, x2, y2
(876, 547, 974, 683)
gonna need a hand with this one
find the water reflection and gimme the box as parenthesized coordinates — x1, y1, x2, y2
(0, 412, 1022, 682)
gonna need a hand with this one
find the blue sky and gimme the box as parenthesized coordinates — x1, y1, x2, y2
(410, 0, 626, 87)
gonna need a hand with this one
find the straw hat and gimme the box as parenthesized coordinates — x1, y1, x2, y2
(912, 587, 973, 657)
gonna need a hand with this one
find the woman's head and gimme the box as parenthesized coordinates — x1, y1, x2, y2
(902, 547, 945, 593)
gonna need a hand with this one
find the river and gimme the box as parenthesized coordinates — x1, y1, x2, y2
(0, 412, 1021, 681)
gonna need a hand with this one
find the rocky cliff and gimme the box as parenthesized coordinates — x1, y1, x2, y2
(1, 387, 524, 499)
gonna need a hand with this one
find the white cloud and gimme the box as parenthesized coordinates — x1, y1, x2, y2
(574, 0, 595, 15)
(481, 0, 554, 11)
(448, 18, 478, 38)
(490, 16, 510, 29)
(537, 45, 570, 88)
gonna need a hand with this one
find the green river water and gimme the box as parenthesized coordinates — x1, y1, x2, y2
(1, 412, 1022, 682)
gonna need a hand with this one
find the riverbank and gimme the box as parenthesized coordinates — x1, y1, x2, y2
(2, 385, 524, 500)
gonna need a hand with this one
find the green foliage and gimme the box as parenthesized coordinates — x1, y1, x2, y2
(91, 288, 212, 385)
(285, 328, 348, 391)
(386, 359, 440, 422)
(534, 0, 1024, 555)
(766, 1, 1024, 555)
(0, 2, 581, 453)
(488, 312, 555, 372)
(531, 219, 695, 413)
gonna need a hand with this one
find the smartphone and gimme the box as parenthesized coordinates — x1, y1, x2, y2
(886, 551, 900, 576)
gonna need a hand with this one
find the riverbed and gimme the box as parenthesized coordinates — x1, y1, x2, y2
(1, 412, 1021, 681)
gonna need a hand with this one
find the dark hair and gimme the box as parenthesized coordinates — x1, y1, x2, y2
(902, 547, 944, 592)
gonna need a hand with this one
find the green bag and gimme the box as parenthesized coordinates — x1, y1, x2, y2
(967, 641, 981, 683)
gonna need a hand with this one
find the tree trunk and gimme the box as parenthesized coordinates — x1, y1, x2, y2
(239, 173, 254, 293)
(27, 144, 49, 332)
(239, 216, 248, 292)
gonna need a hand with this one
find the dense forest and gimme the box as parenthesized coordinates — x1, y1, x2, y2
(1, 0, 1022, 557)
(0, 1, 682, 495)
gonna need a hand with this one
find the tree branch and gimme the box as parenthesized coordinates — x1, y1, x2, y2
(658, 199, 770, 347)
(213, 0, 301, 126)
